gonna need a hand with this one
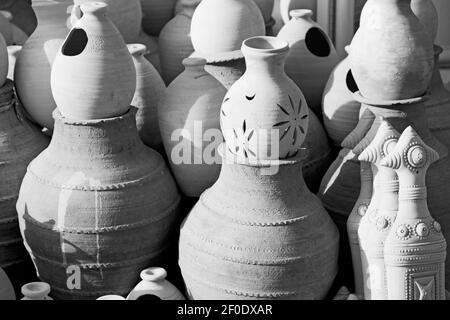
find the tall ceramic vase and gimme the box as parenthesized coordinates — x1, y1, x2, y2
(128, 43, 166, 151)
(278, 9, 339, 117)
(179, 37, 339, 299)
(350, 0, 434, 101)
(159, 0, 200, 85)
(51, 2, 136, 120)
(159, 58, 226, 197)
(141, 0, 177, 36)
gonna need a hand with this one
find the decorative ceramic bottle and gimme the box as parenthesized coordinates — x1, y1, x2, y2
(382, 127, 446, 300)
(279, 0, 316, 24)
(21, 282, 53, 300)
(141, 0, 177, 36)
(159, 0, 201, 84)
(278, 9, 339, 116)
(350, 0, 434, 100)
(128, 43, 166, 151)
(51, 2, 136, 120)
(411, 0, 438, 41)
(322, 46, 361, 146)
(158, 57, 226, 197)
(356, 119, 401, 300)
(0, 267, 15, 300)
(127, 268, 185, 300)
(178, 36, 339, 300)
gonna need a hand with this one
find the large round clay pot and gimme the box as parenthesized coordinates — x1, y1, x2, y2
(278, 9, 339, 117)
(159, 0, 200, 85)
(16, 107, 181, 300)
(128, 44, 166, 151)
(70, 0, 142, 43)
(350, 0, 434, 101)
(411, 0, 438, 41)
(0, 267, 15, 300)
(279, 0, 316, 23)
(0, 34, 7, 88)
(51, 2, 136, 120)
(141, 0, 177, 36)
(179, 146, 339, 299)
(14, 1, 68, 131)
(159, 57, 225, 197)
(322, 47, 361, 146)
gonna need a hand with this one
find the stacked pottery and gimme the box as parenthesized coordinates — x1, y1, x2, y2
(190, 0, 265, 90)
(278, 9, 339, 117)
(141, 0, 177, 36)
(17, 2, 180, 299)
(252, 0, 275, 35)
(179, 36, 339, 300)
(159, 0, 201, 85)
(279, 0, 316, 23)
(128, 43, 166, 151)
(21, 282, 53, 300)
(127, 268, 185, 300)
(322, 46, 361, 146)
(0, 267, 15, 300)
(159, 57, 226, 197)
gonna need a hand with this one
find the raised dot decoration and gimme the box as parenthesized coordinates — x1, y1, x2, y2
(380, 136, 398, 159)
(415, 222, 430, 238)
(403, 142, 427, 174)
(396, 225, 412, 240)
(433, 221, 442, 233)
(376, 217, 390, 231)
(357, 204, 368, 217)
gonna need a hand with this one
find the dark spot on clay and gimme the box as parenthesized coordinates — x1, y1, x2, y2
(62, 28, 88, 56)
(246, 94, 255, 101)
(136, 294, 162, 300)
(346, 70, 359, 93)
(305, 27, 331, 57)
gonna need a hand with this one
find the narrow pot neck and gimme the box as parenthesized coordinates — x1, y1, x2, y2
(244, 52, 288, 79)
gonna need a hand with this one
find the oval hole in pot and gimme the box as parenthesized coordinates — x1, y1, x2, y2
(62, 28, 88, 56)
(136, 294, 162, 300)
(346, 70, 359, 93)
(305, 27, 331, 57)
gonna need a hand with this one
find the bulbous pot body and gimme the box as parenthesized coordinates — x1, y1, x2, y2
(141, 0, 177, 36)
(179, 147, 339, 299)
(16, 108, 181, 300)
(350, 0, 434, 100)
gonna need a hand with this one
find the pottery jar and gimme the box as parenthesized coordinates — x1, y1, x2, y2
(16, 107, 181, 300)
(127, 267, 185, 300)
(21, 282, 53, 300)
(279, 0, 316, 24)
(141, 0, 177, 36)
(411, 0, 438, 42)
(137, 30, 161, 74)
(322, 46, 361, 146)
(159, 57, 225, 197)
(0, 267, 15, 300)
(70, 0, 142, 43)
(128, 43, 166, 151)
(0, 33, 7, 88)
(51, 2, 136, 120)
(159, 0, 201, 85)
(350, 0, 434, 100)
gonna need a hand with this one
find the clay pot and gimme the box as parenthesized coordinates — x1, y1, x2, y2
(21, 282, 53, 300)
(70, 0, 142, 43)
(0, 34, 7, 88)
(14, 0, 68, 131)
(179, 146, 339, 299)
(159, 57, 225, 197)
(278, 9, 339, 116)
(16, 107, 181, 300)
(411, 0, 438, 41)
(137, 30, 161, 73)
(51, 2, 136, 120)
(7, 45, 20, 80)
(128, 43, 165, 151)
(0, 80, 49, 272)
(141, 0, 177, 36)
(127, 267, 185, 300)
(350, 0, 434, 100)
(322, 46, 361, 146)
(279, 0, 316, 23)
(0, 0, 37, 38)
(159, 0, 200, 84)
(0, 11, 13, 45)
(0, 267, 15, 300)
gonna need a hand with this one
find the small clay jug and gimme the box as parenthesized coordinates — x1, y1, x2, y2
(127, 268, 185, 300)
(21, 282, 53, 300)
(159, 0, 201, 84)
(322, 46, 361, 146)
(350, 0, 434, 100)
(411, 0, 438, 41)
(159, 57, 226, 197)
(51, 2, 136, 120)
(0, 33, 7, 88)
(0, 267, 15, 300)
(141, 0, 177, 36)
(278, 9, 339, 116)
(128, 43, 166, 151)
(279, 0, 316, 23)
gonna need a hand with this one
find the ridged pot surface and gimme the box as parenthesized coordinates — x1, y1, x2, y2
(16, 108, 181, 299)
(141, 0, 177, 36)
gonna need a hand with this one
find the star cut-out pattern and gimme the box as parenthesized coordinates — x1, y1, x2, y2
(228, 120, 256, 159)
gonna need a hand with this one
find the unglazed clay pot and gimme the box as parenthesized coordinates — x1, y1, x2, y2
(411, 0, 438, 41)
(7, 45, 21, 80)
(137, 31, 161, 73)
(381, 127, 446, 300)
(279, 0, 316, 23)
(16, 108, 181, 300)
(179, 146, 339, 299)
(322, 46, 361, 146)
(0, 80, 49, 271)
(51, 2, 136, 120)
(0, 33, 7, 88)
(159, 58, 225, 197)
(127, 267, 185, 300)
(141, 0, 177, 36)
(0, 267, 15, 300)
(21, 282, 53, 300)
(278, 9, 339, 116)
(70, 0, 142, 43)
(128, 44, 165, 151)
(159, 0, 200, 85)
(350, 0, 434, 101)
